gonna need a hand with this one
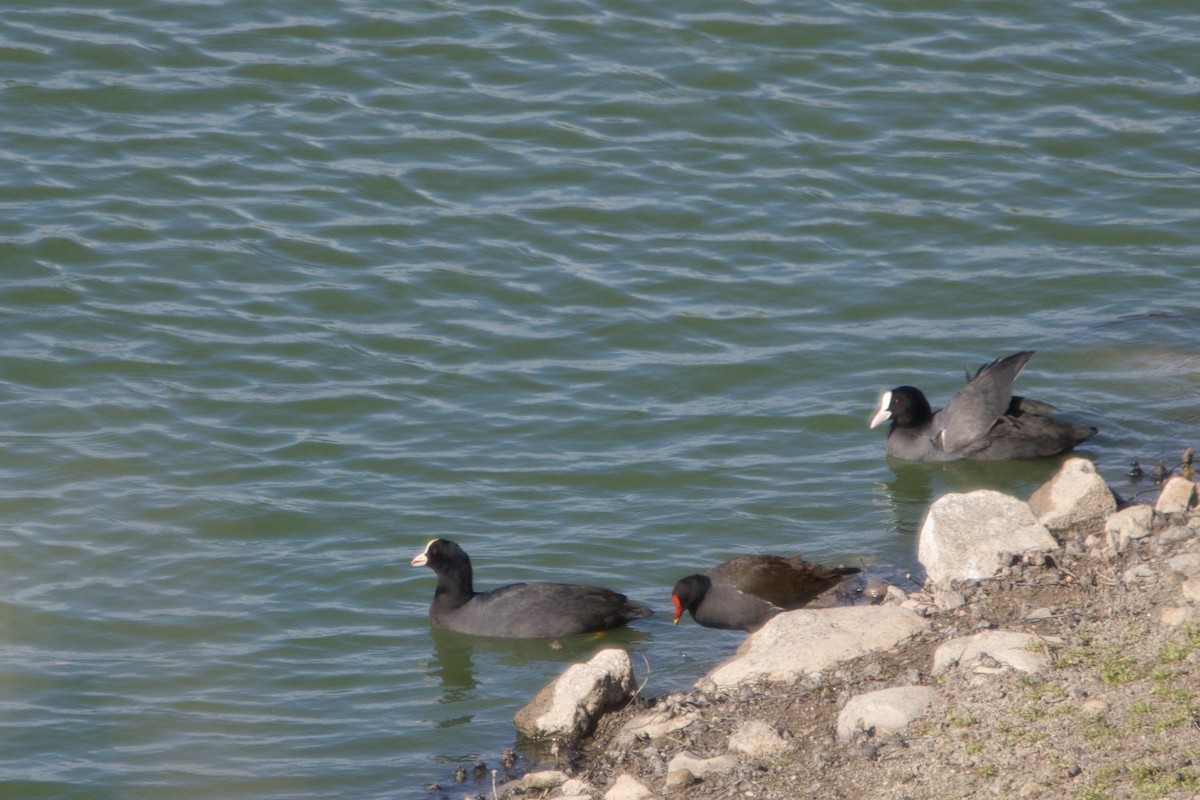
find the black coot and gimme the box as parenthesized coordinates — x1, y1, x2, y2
(869, 351, 1097, 461)
(671, 554, 861, 632)
(411, 538, 653, 638)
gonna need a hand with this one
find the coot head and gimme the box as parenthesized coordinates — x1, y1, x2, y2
(870, 386, 932, 430)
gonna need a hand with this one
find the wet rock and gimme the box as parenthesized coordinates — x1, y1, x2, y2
(932, 630, 1050, 675)
(1156, 476, 1198, 515)
(1105, 504, 1154, 552)
(863, 578, 892, 604)
(705, 606, 928, 689)
(918, 490, 1057, 585)
(603, 773, 652, 800)
(1028, 457, 1117, 532)
(836, 686, 937, 743)
(514, 649, 637, 742)
(728, 720, 789, 756)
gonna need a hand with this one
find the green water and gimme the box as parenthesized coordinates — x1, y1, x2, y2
(1, 0, 1197, 797)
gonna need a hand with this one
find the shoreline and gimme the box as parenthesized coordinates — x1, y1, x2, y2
(475, 457, 1200, 800)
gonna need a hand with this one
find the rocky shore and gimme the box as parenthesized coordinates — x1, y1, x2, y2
(454, 456, 1200, 800)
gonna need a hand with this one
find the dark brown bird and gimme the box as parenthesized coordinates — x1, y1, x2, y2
(671, 554, 861, 632)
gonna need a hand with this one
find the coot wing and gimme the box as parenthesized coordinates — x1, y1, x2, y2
(434, 581, 651, 638)
(936, 351, 1033, 454)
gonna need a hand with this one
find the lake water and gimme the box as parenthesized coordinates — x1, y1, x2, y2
(1, 0, 1197, 797)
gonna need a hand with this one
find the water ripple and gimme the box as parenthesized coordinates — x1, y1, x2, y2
(1, 0, 1198, 796)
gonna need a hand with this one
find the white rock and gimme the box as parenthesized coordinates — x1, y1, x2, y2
(603, 773, 652, 800)
(559, 778, 595, 799)
(518, 770, 568, 789)
(918, 490, 1057, 585)
(500, 770, 569, 797)
(666, 751, 739, 780)
(728, 720, 789, 756)
(1105, 505, 1154, 552)
(1157, 476, 1198, 515)
(618, 708, 698, 743)
(514, 649, 636, 741)
(934, 589, 966, 610)
(1161, 525, 1196, 545)
(836, 685, 937, 742)
(1123, 564, 1156, 584)
(705, 606, 928, 689)
(1162, 606, 1197, 627)
(1182, 577, 1200, 604)
(932, 630, 1049, 675)
(1167, 553, 1200, 580)
(1028, 458, 1117, 531)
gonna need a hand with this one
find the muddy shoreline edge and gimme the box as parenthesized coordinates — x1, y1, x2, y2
(448, 456, 1200, 800)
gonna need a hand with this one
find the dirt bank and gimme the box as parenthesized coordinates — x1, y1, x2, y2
(569, 506, 1200, 800)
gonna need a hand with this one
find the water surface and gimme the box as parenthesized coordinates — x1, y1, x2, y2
(1, 0, 1198, 797)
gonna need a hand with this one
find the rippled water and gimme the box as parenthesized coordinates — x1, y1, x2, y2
(1, 0, 1198, 796)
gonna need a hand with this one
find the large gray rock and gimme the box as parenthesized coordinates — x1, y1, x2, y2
(918, 490, 1057, 585)
(836, 685, 937, 742)
(704, 606, 928, 689)
(932, 630, 1050, 675)
(1028, 457, 1117, 531)
(1157, 476, 1198, 515)
(514, 649, 637, 741)
(1105, 504, 1154, 552)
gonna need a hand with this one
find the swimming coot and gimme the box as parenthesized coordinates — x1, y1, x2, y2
(411, 538, 653, 638)
(869, 351, 1097, 461)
